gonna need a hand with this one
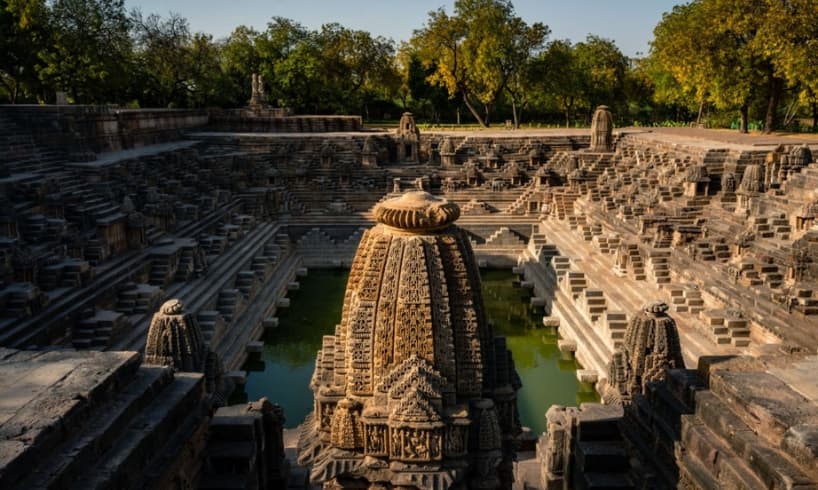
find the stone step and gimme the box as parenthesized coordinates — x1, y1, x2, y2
(69, 372, 205, 490)
(18, 366, 175, 489)
(692, 390, 815, 488)
(575, 441, 629, 473)
(0, 351, 143, 488)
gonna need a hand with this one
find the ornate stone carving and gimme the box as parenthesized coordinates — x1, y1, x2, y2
(361, 137, 378, 167)
(372, 191, 460, 233)
(297, 191, 519, 489)
(603, 301, 685, 404)
(396, 112, 420, 163)
(144, 299, 206, 372)
(144, 299, 231, 403)
(248, 73, 268, 108)
(739, 164, 765, 194)
(440, 137, 457, 166)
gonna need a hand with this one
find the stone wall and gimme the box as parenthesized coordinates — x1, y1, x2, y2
(207, 112, 362, 132)
(1, 105, 208, 156)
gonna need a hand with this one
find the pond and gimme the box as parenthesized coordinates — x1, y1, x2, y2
(239, 268, 598, 433)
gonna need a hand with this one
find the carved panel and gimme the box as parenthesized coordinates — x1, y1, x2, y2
(389, 428, 441, 462)
(372, 237, 403, 382)
(364, 423, 388, 457)
(444, 424, 468, 457)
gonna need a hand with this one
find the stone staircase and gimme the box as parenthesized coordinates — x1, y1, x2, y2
(592, 233, 620, 255)
(72, 309, 132, 349)
(503, 184, 537, 214)
(647, 248, 672, 285)
(676, 358, 818, 488)
(0, 113, 67, 175)
(602, 311, 628, 349)
(699, 309, 751, 347)
(116, 283, 164, 316)
(1, 349, 209, 490)
(538, 404, 634, 489)
(199, 402, 288, 489)
(578, 289, 608, 323)
(616, 243, 646, 281)
(560, 270, 588, 299)
(667, 284, 705, 315)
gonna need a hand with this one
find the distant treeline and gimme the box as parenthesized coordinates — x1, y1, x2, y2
(2, 0, 817, 132)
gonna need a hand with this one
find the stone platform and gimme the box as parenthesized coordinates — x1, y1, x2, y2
(0, 348, 208, 490)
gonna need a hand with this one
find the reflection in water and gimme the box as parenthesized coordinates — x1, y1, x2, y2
(241, 268, 598, 432)
(481, 270, 599, 434)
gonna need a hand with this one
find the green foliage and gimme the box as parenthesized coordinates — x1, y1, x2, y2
(9, 0, 815, 131)
(646, 0, 818, 133)
(220, 19, 400, 115)
(410, 0, 547, 127)
(525, 36, 630, 127)
(39, 0, 133, 103)
(130, 11, 192, 107)
(1, 0, 49, 102)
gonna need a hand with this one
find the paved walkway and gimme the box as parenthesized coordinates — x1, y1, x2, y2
(626, 126, 818, 147)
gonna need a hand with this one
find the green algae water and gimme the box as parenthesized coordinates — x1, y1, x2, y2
(241, 268, 598, 433)
(240, 269, 350, 427)
(480, 269, 599, 434)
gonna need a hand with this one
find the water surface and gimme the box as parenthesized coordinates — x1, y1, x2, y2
(241, 268, 598, 433)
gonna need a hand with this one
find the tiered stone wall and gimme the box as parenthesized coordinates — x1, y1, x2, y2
(207, 111, 362, 132)
(1, 105, 208, 156)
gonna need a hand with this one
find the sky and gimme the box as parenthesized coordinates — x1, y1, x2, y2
(125, 0, 682, 57)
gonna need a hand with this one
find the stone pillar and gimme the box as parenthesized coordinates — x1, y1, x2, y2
(539, 405, 576, 489)
(590, 105, 614, 152)
(361, 137, 378, 167)
(144, 299, 206, 372)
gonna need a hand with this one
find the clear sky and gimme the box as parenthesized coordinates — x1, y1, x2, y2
(125, 0, 682, 57)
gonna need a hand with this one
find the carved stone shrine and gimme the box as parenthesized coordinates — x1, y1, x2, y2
(297, 191, 521, 489)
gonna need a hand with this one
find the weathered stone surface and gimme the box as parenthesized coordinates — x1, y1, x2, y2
(297, 191, 519, 489)
(603, 301, 685, 405)
(3, 104, 818, 488)
(0, 348, 210, 490)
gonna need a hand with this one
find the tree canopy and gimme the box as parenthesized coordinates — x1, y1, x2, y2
(2, 0, 818, 131)
(409, 0, 548, 127)
(648, 0, 818, 132)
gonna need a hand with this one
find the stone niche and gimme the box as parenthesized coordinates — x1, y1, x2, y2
(396, 112, 420, 163)
(297, 191, 520, 490)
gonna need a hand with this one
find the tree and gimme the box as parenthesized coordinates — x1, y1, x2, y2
(221, 25, 264, 106)
(1, 0, 49, 102)
(39, 0, 133, 103)
(573, 35, 629, 121)
(186, 33, 227, 107)
(627, 55, 692, 125)
(130, 11, 192, 107)
(755, 0, 818, 130)
(411, 0, 544, 127)
(411, 8, 472, 122)
(647, 0, 815, 133)
(650, 1, 758, 131)
(498, 17, 549, 127)
(256, 17, 310, 106)
(534, 39, 582, 127)
(396, 45, 453, 121)
(314, 23, 397, 117)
